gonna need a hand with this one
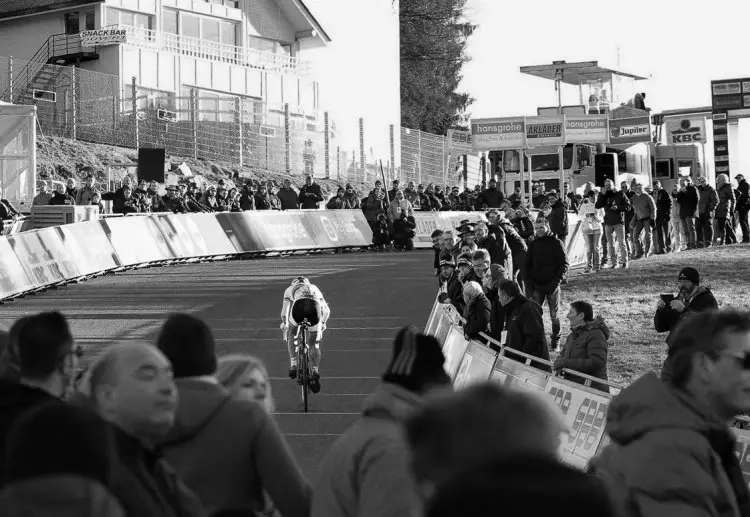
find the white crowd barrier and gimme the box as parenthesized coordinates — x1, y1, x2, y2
(0, 210, 373, 302)
(425, 297, 750, 484)
(414, 210, 587, 268)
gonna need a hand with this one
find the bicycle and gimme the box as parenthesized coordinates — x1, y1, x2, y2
(294, 318, 313, 413)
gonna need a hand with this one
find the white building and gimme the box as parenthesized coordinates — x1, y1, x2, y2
(0, 0, 330, 115)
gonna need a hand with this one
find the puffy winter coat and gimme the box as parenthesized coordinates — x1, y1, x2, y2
(558, 317, 610, 393)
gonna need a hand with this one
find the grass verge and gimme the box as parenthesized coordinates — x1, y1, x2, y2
(546, 244, 750, 386)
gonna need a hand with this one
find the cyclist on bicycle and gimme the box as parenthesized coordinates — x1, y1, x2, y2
(281, 276, 330, 393)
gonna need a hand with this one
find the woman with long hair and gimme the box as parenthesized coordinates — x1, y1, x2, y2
(216, 355, 275, 414)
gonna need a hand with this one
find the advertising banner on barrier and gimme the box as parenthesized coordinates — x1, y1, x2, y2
(490, 354, 551, 393)
(8, 230, 80, 285)
(565, 220, 587, 268)
(565, 115, 609, 144)
(414, 212, 488, 248)
(214, 213, 269, 253)
(251, 211, 319, 250)
(547, 376, 611, 469)
(300, 210, 373, 248)
(471, 117, 526, 152)
(147, 215, 206, 259)
(424, 297, 441, 336)
(180, 214, 240, 256)
(442, 326, 470, 380)
(57, 221, 121, 276)
(101, 217, 170, 266)
(0, 237, 35, 298)
(454, 341, 498, 389)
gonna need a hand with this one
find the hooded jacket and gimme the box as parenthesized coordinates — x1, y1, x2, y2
(438, 270, 465, 315)
(698, 184, 720, 216)
(277, 187, 299, 210)
(630, 192, 657, 221)
(589, 373, 749, 517)
(311, 383, 424, 517)
(462, 283, 491, 340)
(547, 199, 569, 238)
(364, 192, 387, 222)
(298, 183, 324, 209)
(652, 188, 672, 220)
(477, 234, 513, 274)
(559, 317, 610, 392)
(677, 184, 699, 219)
(477, 186, 504, 208)
(157, 379, 311, 517)
(0, 379, 62, 486)
(388, 198, 414, 222)
(0, 477, 125, 517)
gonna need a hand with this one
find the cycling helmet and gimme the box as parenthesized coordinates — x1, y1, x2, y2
(291, 276, 310, 286)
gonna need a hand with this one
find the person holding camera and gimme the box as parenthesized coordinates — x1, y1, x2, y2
(595, 179, 631, 269)
(655, 267, 718, 382)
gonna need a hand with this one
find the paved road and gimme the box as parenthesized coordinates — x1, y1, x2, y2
(0, 250, 436, 479)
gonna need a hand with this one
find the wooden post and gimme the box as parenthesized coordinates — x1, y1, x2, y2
(8, 56, 13, 102)
(71, 67, 77, 141)
(359, 118, 365, 183)
(389, 124, 395, 181)
(284, 103, 291, 174)
(235, 97, 243, 168)
(190, 88, 198, 160)
(324, 111, 330, 179)
(131, 76, 139, 149)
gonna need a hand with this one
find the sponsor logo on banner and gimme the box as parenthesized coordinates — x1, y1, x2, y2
(665, 117, 706, 144)
(525, 116, 565, 147)
(80, 28, 127, 47)
(255, 212, 317, 250)
(215, 212, 266, 253)
(471, 117, 526, 151)
(57, 221, 120, 275)
(181, 214, 239, 255)
(0, 238, 34, 298)
(446, 129, 475, 155)
(608, 116, 651, 145)
(547, 376, 611, 469)
(8, 230, 79, 285)
(565, 115, 609, 144)
(490, 354, 551, 393)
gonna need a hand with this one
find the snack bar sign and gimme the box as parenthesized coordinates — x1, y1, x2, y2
(471, 117, 526, 151)
(80, 28, 127, 47)
(608, 116, 651, 145)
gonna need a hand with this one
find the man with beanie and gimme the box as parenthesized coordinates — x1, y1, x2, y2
(590, 310, 750, 517)
(0, 403, 125, 517)
(437, 257, 464, 314)
(312, 326, 452, 517)
(154, 313, 311, 517)
(655, 267, 718, 381)
(0, 312, 78, 485)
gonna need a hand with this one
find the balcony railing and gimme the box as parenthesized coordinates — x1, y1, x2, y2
(121, 25, 309, 75)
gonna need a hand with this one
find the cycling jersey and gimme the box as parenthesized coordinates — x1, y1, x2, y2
(282, 283, 330, 331)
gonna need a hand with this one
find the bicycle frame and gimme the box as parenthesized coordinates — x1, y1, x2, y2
(295, 319, 312, 412)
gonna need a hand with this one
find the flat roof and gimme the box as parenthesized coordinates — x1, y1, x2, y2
(0, 0, 100, 21)
(520, 60, 648, 85)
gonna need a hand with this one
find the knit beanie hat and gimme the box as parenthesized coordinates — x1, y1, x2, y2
(156, 313, 218, 378)
(678, 267, 700, 285)
(382, 326, 449, 393)
(5, 403, 117, 486)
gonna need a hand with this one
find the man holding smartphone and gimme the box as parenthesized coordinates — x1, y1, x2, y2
(655, 267, 718, 381)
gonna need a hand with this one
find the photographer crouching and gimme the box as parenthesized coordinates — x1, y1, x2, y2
(655, 267, 718, 382)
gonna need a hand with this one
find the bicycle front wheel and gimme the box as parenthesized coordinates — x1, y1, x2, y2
(299, 331, 309, 413)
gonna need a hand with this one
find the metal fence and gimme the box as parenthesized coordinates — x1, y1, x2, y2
(1, 56, 396, 186)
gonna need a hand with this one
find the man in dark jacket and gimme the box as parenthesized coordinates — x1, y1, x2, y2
(474, 222, 513, 275)
(655, 267, 718, 382)
(0, 312, 77, 488)
(677, 177, 699, 249)
(277, 179, 299, 210)
(477, 179, 504, 209)
(525, 218, 569, 351)
(496, 279, 550, 369)
(651, 180, 672, 254)
(716, 174, 736, 245)
(546, 191, 569, 243)
(696, 176, 719, 248)
(86, 342, 205, 517)
(490, 207, 527, 288)
(735, 174, 750, 243)
(596, 179, 631, 268)
(298, 175, 324, 209)
(437, 257, 464, 315)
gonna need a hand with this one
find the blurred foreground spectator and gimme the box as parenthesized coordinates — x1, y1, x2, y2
(589, 310, 750, 517)
(405, 383, 575, 510)
(0, 403, 124, 517)
(155, 314, 310, 517)
(216, 354, 275, 413)
(85, 342, 204, 517)
(0, 312, 77, 482)
(312, 326, 451, 517)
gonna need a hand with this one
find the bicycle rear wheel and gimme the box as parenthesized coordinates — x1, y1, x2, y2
(299, 330, 309, 413)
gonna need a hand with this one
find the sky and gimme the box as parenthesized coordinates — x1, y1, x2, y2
(303, 0, 399, 167)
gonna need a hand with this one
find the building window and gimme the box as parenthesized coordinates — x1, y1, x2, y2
(201, 18, 220, 43)
(163, 9, 178, 34)
(208, 0, 240, 8)
(106, 8, 154, 31)
(182, 13, 201, 39)
(221, 20, 238, 46)
(64, 12, 80, 34)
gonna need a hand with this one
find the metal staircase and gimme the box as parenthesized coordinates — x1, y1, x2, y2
(2, 32, 100, 104)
